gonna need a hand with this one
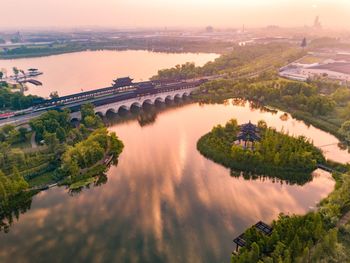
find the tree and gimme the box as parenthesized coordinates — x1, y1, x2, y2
(258, 120, 267, 129)
(0, 71, 3, 80)
(12, 67, 19, 81)
(43, 132, 59, 152)
(8, 129, 20, 145)
(56, 127, 66, 142)
(18, 127, 27, 142)
(301, 38, 307, 49)
(339, 121, 350, 143)
(81, 103, 95, 120)
(2, 124, 15, 135)
(250, 242, 260, 262)
(49, 91, 59, 99)
(84, 115, 102, 128)
(12, 167, 29, 191)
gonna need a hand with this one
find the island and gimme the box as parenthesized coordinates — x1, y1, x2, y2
(197, 119, 325, 184)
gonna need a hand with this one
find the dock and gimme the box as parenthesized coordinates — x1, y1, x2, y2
(233, 221, 273, 253)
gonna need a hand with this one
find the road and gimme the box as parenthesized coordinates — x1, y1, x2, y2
(0, 111, 43, 127)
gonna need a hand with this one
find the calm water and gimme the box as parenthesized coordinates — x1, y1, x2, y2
(0, 51, 349, 263)
(0, 50, 218, 98)
(0, 99, 348, 263)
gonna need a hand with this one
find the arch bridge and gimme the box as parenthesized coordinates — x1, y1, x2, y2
(70, 86, 194, 120)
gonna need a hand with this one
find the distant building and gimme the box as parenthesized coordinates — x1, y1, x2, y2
(10, 32, 23, 43)
(301, 62, 350, 82)
(313, 16, 322, 29)
(280, 61, 350, 83)
(205, 26, 214, 33)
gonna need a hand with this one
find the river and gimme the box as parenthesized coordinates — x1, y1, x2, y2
(0, 51, 349, 263)
(0, 50, 218, 98)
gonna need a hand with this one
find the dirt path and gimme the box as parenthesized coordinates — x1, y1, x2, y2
(337, 211, 350, 227)
(31, 132, 38, 148)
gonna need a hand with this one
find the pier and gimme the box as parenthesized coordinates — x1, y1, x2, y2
(233, 221, 273, 253)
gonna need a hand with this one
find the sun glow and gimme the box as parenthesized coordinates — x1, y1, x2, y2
(0, 0, 349, 29)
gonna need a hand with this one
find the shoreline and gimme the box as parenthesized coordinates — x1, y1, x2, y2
(0, 47, 224, 60)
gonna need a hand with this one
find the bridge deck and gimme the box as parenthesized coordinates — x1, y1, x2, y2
(43, 78, 206, 106)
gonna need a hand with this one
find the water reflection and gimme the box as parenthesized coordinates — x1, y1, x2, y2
(0, 100, 345, 263)
(0, 191, 37, 234)
(0, 50, 219, 98)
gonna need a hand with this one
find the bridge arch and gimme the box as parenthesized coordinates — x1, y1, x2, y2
(174, 94, 182, 99)
(142, 99, 153, 107)
(130, 102, 142, 108)
(165, 95, 173, 101)
(118, 105, 129, 113)
(182, 92, 189, 97)
(155, 97, 164, 103)
(95, 111, 104, 118)
(106, 108, 117, 115)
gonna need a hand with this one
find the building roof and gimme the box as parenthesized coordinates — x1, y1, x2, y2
(113, 77, 134, 87)
(237, 121, 261, 141)
(309, 62, 350, 75)
(137, 81, 155, 89)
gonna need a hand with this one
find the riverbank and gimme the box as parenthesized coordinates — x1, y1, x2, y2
(0, 39, 229, 60)
(0, 97, 343, 262)
(0, 103, 124, 203)
(193, 77, 350, 146)
(194, 114, 350, 262)
(191, 81, 350, 261)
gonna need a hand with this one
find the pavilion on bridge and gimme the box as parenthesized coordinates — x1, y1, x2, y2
(112, 77, 134, 90)
(235, 121, 261, 149)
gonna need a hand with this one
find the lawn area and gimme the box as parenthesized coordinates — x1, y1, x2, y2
(298, 55, 324, 64)
(69, 177, 96, 190)
(27, 172, 56, 187)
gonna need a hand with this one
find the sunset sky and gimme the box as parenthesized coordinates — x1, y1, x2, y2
(1, 0, 350, 29)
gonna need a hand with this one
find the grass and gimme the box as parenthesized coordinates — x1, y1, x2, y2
(338, 223, 350, 258)
(27, 172, 56, 187)
(298, 55, 324, 64)
(69, 177, 96, 190)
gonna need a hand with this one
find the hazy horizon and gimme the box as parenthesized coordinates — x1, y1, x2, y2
(1, 0, 350, 30)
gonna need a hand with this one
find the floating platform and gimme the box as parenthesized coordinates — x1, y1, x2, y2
(233, 221, 273, 252)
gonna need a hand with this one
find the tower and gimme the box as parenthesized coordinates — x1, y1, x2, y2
(313, 16, 322, 29)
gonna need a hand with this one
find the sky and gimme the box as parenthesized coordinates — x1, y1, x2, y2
(1, 0, 350, 29)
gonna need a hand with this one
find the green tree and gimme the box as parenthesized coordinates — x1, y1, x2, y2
(250, 242, 260, 262)
(56, 127, 66, 142)
(43, 132, 59, 152)
(8, 129, 20, 145)
(339, 121, 350, 143)
(49, 91, 59, 99)
(18, 127, 27, 142)
(81, 103, 95, 120)
(12, 67, 19, 80)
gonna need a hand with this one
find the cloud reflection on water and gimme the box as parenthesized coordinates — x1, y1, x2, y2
(0, 101, 338, 263)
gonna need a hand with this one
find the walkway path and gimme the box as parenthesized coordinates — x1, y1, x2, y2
(337, 211, 350, 227)
(31, 132, 38, 148)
